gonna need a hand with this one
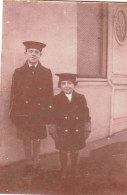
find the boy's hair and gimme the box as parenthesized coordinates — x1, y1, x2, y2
(56, 73, 78, 88)
(58, 80, 78, 88)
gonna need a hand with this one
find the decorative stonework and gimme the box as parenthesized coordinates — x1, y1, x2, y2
(114, 9, 127, 45)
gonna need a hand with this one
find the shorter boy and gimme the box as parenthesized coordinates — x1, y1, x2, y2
(49, 73, 91, 178)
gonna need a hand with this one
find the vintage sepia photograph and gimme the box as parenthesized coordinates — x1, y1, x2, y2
(1, 0, 127, 194)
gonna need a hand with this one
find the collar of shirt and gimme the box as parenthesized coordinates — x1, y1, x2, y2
(28, 62, 38, 68)
(65, 93, 72, 102)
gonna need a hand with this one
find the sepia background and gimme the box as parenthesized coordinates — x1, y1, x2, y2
(1, 1, 127, 165)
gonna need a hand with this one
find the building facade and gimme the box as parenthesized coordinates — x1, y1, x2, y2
(1, 1, 127, 165)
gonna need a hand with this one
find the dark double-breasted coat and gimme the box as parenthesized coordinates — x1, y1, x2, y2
(53, 91, 91, 151)
(10, 61, 53, 139)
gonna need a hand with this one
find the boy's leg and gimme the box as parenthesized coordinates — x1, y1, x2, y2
(32, 139, 41, 168)
(70, 150, 79, 177)
(59, 150, 68, 178)
(23, 137, 33, 165)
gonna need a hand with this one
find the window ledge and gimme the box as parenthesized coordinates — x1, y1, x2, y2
(77, 78, 107, 82)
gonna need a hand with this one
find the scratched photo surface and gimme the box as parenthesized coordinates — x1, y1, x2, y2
(1, 0, 127, 194)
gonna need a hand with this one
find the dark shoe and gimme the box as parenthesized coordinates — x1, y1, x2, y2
(71, 168, 80, 178)
(32, 163, 43, 176)
(61, 169, 68, 180)
(32, 163, 41, 169)
(23, 165, 33, 176)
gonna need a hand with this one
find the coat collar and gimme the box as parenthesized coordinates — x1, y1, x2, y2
(23, 61, 44, 71)
(60, 91, 77, 103)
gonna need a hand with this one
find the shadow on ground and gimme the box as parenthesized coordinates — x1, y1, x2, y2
(1, 142, 127, 194)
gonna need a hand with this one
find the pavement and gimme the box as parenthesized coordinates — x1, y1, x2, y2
(1, 131, 127, 194)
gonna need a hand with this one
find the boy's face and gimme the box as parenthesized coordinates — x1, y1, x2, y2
(25, 48, 42, 64)
(60, 80, 75, 94)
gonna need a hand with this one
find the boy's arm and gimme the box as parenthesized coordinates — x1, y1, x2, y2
(44, 69, 54, 124)
(47, 69, 53, 97)
(81, 95, 91, 122)
(10, 70, 17, 120)
(81, 95, 91, 139)
(84, 121, 91, 139)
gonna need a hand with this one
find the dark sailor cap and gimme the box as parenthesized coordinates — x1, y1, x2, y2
(56, 73, 77, 83)
(23, 41, 46, 51)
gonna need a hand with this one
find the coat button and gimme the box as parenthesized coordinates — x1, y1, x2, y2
(32, 71, 35, 74)
(38, 103, 41, 106)
(39, 87, 42, 90)
(49, 105, 52, 108)
(25, 100, 29, 104)
(75, 129, 79, 132)
(76, 116, 79, 120)
(65, 116, 68, 119)
(65, 129, 68, 132)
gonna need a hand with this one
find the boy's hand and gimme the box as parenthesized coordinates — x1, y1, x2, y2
(85, 122, 91, 131)
(47, 124, 56, 134)
(47, 124, 58, 141)
(51, 132, 58, 141)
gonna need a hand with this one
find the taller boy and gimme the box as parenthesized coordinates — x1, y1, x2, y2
(10, 41, 53, 170)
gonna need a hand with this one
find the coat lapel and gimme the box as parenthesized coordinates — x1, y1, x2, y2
(60, 92, 70, 104)
(70, 91, 77, 104)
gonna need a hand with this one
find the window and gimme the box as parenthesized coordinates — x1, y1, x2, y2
(77, 3, 107, 78)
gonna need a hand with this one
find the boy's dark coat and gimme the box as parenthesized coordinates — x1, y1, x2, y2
(10, 61, 53, 139)
(53, 91, 91, 150)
